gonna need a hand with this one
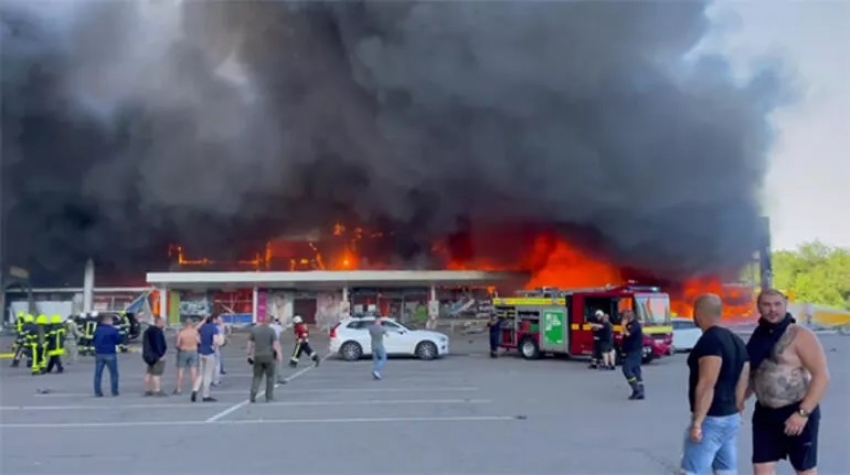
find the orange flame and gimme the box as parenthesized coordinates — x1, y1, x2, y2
(169, 224, 757, 319)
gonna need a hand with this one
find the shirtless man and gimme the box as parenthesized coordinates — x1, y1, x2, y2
(746, 289, 830, 475)
(173, 318, 200, 395)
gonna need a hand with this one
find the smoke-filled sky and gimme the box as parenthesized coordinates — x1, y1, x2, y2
(1, 1, 790, 285)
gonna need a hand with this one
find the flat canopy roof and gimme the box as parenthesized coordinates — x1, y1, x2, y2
(146, 270, 529, 290)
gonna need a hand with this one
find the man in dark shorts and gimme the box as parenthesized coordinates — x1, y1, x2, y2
(589, 310, 614, 370)
(142, 316, 167, 396)
(681, 294, 749, 475)
(745, 289, 829, 475)
(247, 318, 282, 403)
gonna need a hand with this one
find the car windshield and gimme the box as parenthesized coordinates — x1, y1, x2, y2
(635, 294, 671, 326)
(381, 319, 410, 331)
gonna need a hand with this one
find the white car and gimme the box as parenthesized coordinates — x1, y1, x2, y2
(672, 317, 702, 352)
(329, 317, 450, 361)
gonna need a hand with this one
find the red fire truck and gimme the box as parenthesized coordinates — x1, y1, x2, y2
(493, 284, 674, 363)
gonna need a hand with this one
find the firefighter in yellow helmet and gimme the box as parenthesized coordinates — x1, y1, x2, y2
(12, 314, 35, 368)
(45, 315, 66, 373)
(10, 311, 27, 367)
(31, 315, 49, 375)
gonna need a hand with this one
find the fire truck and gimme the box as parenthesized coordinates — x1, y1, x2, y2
(493, 284, 674, 363)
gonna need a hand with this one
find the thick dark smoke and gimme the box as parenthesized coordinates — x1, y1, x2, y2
(1, 1, 789, 285)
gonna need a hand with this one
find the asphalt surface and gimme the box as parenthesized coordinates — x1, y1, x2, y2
(0, 332, 848, 474)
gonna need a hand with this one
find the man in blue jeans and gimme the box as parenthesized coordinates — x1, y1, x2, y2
(681, 294, 750, 475)
(368, 317, 388, 379)
(92, 315, 123, 397)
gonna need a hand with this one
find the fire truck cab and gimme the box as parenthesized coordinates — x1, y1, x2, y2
(493, 284, 674, 363)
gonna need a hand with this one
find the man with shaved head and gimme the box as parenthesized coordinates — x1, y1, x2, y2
(680, 293, 749, 475)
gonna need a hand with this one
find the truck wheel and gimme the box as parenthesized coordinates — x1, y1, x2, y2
(519, 337, 541, 360)
(339, 341, 363, 361)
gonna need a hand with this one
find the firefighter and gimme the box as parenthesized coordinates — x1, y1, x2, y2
(620, 309, 645, 400)
(487, 314, 503, 358)
(289, 316, 319, 367)
(10, 312, 27, 367)
(12, 314, 34, 368)
(82, 313, 99, 356)
(31, 315, 49, 375)
(45, 315, 66, 373)
(64, 315, 80, 364)
(588, 310, 604, 369)
(117, 312, 130, 353)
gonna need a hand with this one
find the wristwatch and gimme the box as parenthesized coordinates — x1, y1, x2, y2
(797, 408, 810, 418)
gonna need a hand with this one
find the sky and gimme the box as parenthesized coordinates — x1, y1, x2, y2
(701, 0, 850, 251)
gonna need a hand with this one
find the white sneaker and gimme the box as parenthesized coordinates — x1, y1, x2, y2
(372, 371, 381, 380)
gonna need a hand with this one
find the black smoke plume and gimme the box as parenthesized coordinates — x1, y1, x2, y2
(1, 1, 789, 285)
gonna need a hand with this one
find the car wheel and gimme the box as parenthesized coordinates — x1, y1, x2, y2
(519, 337, 540, 360)
(415, 341, 438, 360)
(339, 341, 363, 361)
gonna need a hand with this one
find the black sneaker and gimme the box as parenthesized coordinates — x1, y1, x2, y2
(191, 391, 197, 402)
(202, 397, 217, 402)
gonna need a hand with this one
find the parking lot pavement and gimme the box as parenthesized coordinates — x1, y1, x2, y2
(1, 334, 848, 474)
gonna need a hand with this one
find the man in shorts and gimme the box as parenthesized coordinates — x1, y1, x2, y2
(173, 318, 199, 395)
(142, 316, 168, 396)
(745, 289, 829, 475)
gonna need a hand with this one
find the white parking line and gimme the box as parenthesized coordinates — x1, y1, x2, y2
(0, 399, 490, 412)
(206, 354, 330, 422)
(31, 386, 479, 398)
(0, 415, 516, 430)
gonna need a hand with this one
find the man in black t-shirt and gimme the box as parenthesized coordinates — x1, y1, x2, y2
(620, 310, 644, 399)
(681, 294, 750, 475)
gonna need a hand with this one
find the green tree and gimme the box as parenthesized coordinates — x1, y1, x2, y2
(772, 241, 850, 310)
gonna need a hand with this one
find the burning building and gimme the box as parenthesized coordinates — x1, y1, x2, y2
(2, 2, 787, 322)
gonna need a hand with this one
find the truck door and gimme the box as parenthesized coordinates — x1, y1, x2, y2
(568, 295, 594, 356)
(538, 303, 569, 354)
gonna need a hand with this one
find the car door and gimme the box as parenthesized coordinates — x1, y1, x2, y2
(344, 320, 373, 354)
(380, 320, 409, 354)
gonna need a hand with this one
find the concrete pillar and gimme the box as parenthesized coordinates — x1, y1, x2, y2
(158, 286, 168, 321)
(340, 286, 351, 319)
(82, 258, 95, 312)
(252, 286, 259, 324)
(427, 284, 439, 329)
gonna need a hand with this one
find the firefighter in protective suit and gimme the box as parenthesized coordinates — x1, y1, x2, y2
(12, 314, 34, 368)
(30, 315, 49, 375)
(45, 315, 66, 373)
(10, 312, 27, 367)
(117, 312, 130, 353)
(82, 313, 98, 356)
(289, 316, 320, 367)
